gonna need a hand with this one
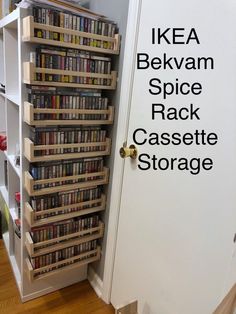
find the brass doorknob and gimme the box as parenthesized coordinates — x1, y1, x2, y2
(119, 144, 138, 159)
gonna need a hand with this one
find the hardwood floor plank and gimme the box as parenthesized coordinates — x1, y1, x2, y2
(0, 240, 114, 314)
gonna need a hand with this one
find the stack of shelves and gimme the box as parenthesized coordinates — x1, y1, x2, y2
(0, 4, 120, 300)
(21, 7, 120, 282)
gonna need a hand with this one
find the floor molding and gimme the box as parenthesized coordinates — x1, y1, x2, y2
(88, 266, 103, 298)
(213, 284, 236, 314)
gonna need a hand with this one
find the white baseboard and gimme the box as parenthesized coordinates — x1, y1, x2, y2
(88, 266, 103, 298)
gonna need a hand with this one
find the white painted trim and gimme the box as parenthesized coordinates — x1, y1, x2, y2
(101, 0, 142, 304)
(88, 266, 103, 298)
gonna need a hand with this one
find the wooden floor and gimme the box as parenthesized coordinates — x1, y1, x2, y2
(0, 240, 114, 314)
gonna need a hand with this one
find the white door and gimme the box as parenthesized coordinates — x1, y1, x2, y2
(110, 0, 236, 313)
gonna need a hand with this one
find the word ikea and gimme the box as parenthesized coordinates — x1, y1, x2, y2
(151, 28, 200, 45)
(137, 28, 214, 71)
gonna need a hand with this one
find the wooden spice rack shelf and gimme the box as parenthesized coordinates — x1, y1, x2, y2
(24, 137, 111, 162)
(25, 194, 106, 227)
(24, 101, 114, 126)
(23, 62, 117, 89)
(25, 246, 101, 281)
(25, 221, 104, 257)
(22, 16, 120, 55)
(20, 6, 119, 288)
(24, 167, 109, 196)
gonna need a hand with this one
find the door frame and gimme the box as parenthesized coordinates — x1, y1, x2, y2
(101, 0, 142, 304)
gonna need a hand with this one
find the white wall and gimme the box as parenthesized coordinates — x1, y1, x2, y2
(110, 0, 236, 313)
(88, 0, 130, 280)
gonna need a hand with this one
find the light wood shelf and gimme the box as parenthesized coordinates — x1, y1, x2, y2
(24, 101, 114, 126)
(22, 16, 120, 55)
(25, 194, 106, 227)
(24, 137, 111, 162)
(24, 167, 109, 196)
(26, 246, 101, 281)
(25, 221, 104, 257)
(23, 62, 117, 89)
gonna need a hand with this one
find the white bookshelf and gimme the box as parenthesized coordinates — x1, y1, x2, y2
(0, 6, 120, 303)
(2, 231, 10, 253)
(6, 94, 19, 105)
(9, 207, 18, 220)
(7, 154, 20, 177)
(0, 8, 22, 294)
(0, 184, 8, 204)
(0, 8, 19, 29)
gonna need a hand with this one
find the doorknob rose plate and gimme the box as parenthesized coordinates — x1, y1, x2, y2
(119, 144, 138, 159)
